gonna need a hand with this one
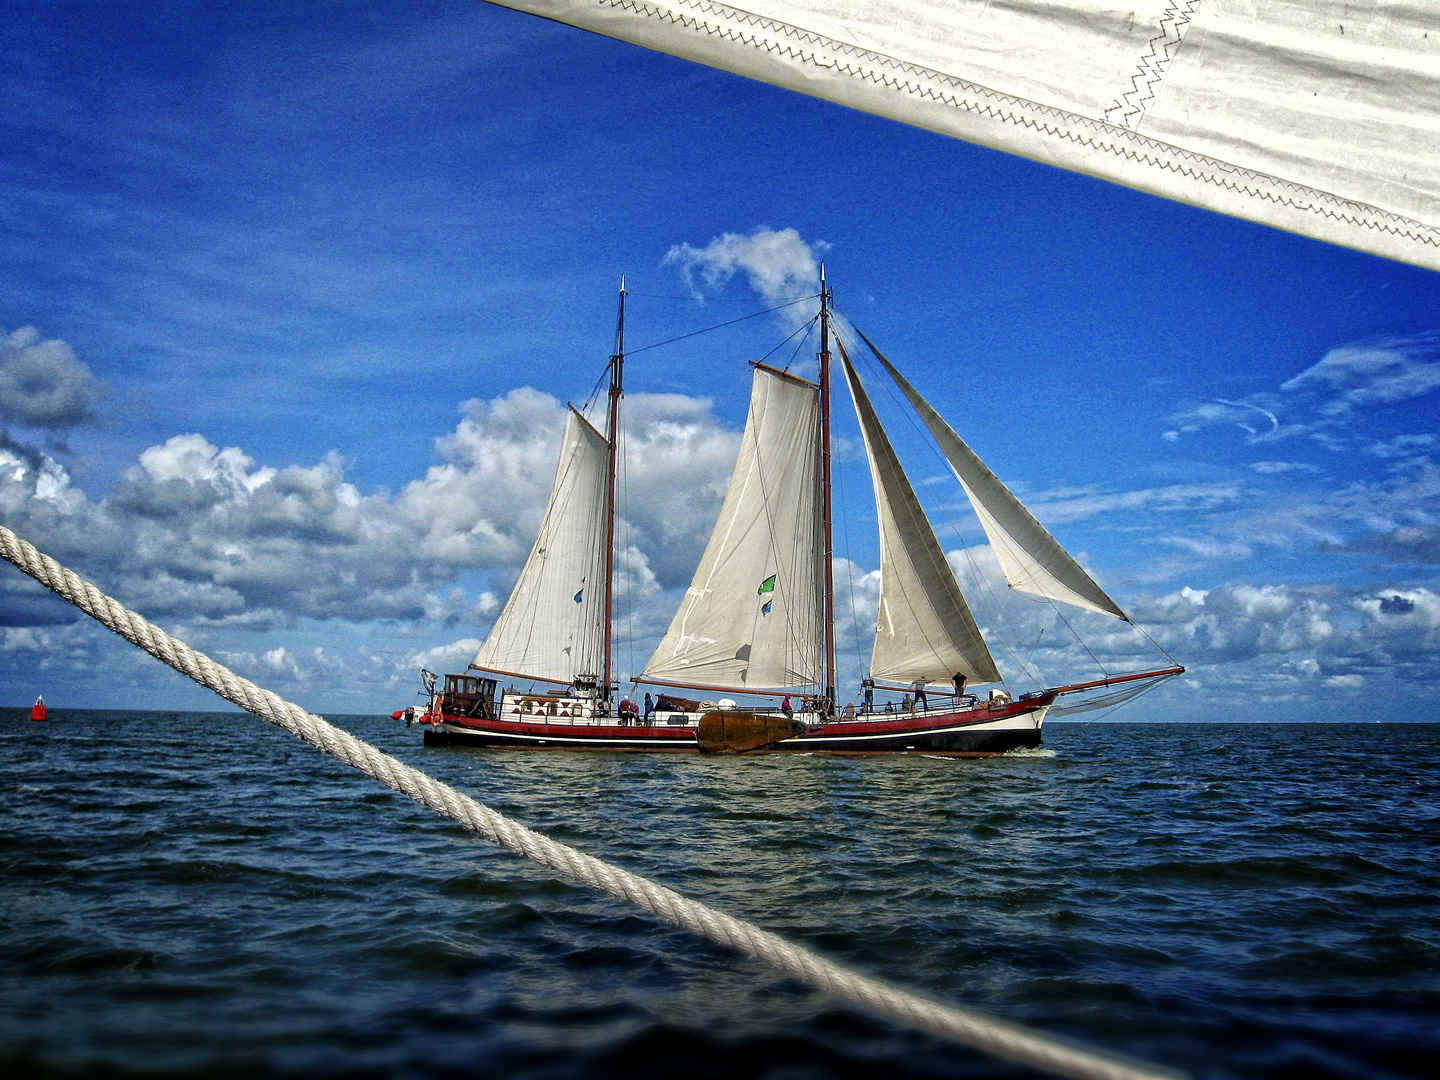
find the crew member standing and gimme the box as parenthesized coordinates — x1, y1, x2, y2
(861, 676, 875, 714)
(910, 676, 929, 711)
(952, 671, 967, 700)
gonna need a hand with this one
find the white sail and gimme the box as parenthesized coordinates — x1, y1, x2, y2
(841, 348, 1002, 686)
(471, 407, 611, 683)
(486, 2, 1439, 273)
(642, 365, 824, 691)
(863, 336, 1128, 621)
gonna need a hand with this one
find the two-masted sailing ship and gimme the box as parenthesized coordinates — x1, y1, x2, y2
(416, 272, 1181, 754)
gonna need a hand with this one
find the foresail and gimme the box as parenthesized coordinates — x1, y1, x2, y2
(642, 365, 824, 691)
(471, 407, 610, 683)
(840, 348, 1002, 686)
(862, 334, 1128, 621)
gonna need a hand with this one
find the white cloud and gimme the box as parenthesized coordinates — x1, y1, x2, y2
(0, 327, 110, 431)
(1164, 333, 1440, 450)
(406, 638, 483, 673)
(1250, 460, 1318, 474)
(1023, 482, 1243, 524)
(1165, 399, 1282, 442)
(0, 386, 741, 635)
(665, 226, 822, 301)
(663, 227, 826, 330)
(1366, 433, 1437, 459)
(1282, 333, 1440, 416)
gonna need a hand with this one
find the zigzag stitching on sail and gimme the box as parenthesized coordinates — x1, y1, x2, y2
(1104, 0, 1202, 130)
(594, 0, 1440, 250)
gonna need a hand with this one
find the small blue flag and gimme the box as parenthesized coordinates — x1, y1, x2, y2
(761, 600, 772, 616)
(573, 589, 584, 604)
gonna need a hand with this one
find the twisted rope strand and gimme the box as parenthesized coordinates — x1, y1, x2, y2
(0, 524, 1178, 1080)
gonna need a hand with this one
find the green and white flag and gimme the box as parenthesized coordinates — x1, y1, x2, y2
(757, 575, 776, 596)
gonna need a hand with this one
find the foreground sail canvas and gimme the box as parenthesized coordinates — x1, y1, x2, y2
(413, 274, 1182, 754)
(488, 1, 1440, 272)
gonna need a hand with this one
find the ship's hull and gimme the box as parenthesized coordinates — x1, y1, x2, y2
(423, 696, 1050, 755)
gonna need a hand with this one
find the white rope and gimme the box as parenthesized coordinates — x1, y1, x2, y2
(0, 524, 1179, 1080)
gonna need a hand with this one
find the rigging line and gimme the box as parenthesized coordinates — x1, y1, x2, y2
(833, 318, 1019, 685)
(836, 451, 866, 692)
(628, 292, 820, 302)
(756, 314, 816, 370)
(1046, 597, 1109, 680)
(834, 313, 1041, 690)
(621, 411, 634, 683)
(627, 295, 818, 356)
(835, 308, 1151, 685)
(1020, 626, 1046, 683)
(1131, 617, 1180, 668)
(836, 328, 1002, 691)
(780, 318, 819, 375)
(582, 364, 611, 418)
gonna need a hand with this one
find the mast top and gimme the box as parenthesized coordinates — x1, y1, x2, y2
(620, 273, 626, 295)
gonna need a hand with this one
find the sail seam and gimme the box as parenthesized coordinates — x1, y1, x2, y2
(1103, 0, 1202, 131)
(589, 0, 1440, 252)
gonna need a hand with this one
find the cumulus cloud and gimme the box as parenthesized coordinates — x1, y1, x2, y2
(0, 386, 741, 635)
(663, 227, 826, 330)
(0, 327, 110, 430)
(665, 227, 822, 300)
(1125, 581, 1440, 695)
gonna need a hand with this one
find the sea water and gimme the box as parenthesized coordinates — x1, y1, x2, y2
(1, 712, 1436, 1079)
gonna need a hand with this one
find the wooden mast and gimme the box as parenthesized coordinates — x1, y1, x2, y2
(602, 276, 625, 704)
(818, 264, 836, 706)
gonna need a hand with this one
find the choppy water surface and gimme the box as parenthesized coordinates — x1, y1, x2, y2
(2, 713, 1436, 1079)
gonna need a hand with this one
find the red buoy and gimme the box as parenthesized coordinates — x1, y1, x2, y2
(29, 696, 47, 722)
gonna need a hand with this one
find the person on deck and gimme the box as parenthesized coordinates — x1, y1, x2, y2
(781, 694, 793, 718)
(910, 676, 929, 711)
(643, 692, 654, 722)
(861, 676, 875, 714)
(952, 672, 967, 701)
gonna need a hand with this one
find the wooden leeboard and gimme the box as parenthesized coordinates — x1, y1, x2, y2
(696, 712, 804, 754)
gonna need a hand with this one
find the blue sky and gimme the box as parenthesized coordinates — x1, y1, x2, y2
(2, 0, 1437, 720)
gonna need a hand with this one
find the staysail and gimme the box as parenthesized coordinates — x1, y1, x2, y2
(642, 364, 825, 691)
(859, 333, 1128, 622)
(839, 346, 1002, 686)
(470, 406, 611, 683)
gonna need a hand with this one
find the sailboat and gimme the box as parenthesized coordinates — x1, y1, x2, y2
(419, 272, 1182, 754)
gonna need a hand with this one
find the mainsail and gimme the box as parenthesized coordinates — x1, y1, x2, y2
(470, 407, 611, 683)
(860, 333, 1129, 622)
(642, 364, 825, 691)
(839, 346, 1002, 685)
